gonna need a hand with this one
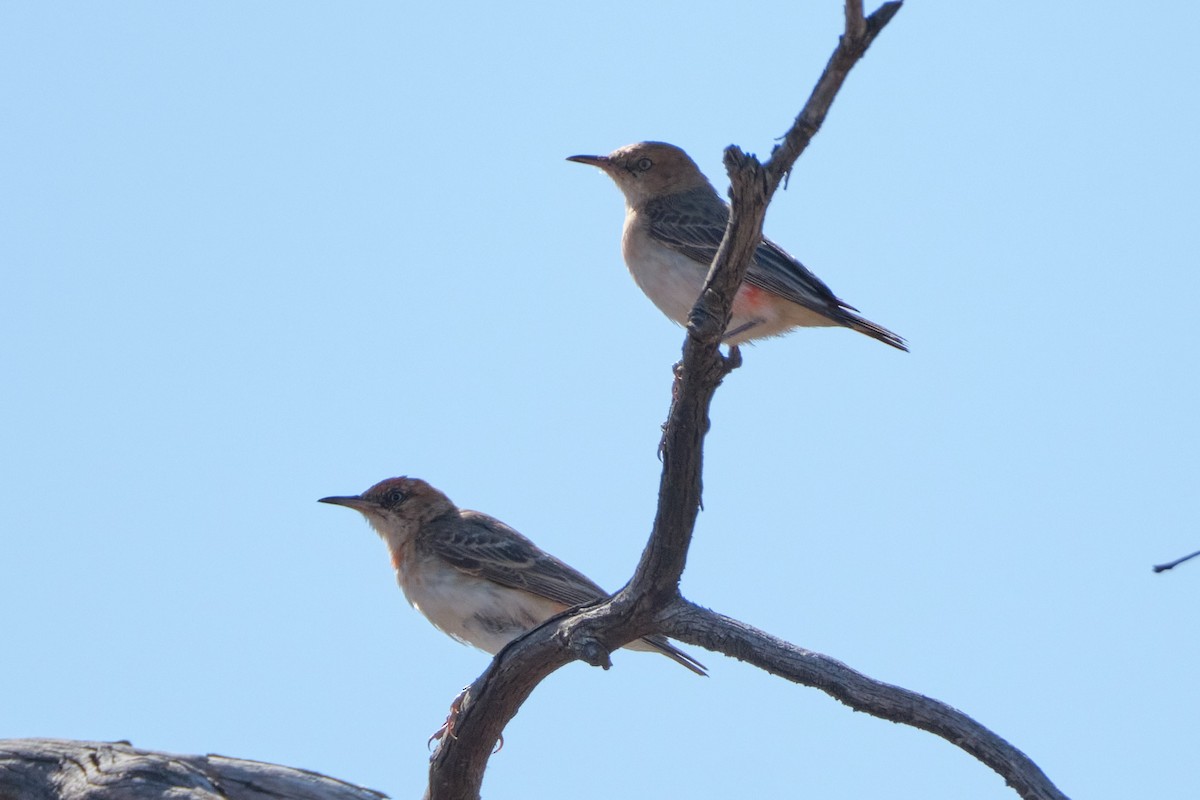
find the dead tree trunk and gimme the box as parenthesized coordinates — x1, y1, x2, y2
(0, 739, 387, 800)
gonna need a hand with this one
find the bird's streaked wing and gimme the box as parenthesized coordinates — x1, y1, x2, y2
(429, 511, 709, 676)
(644, 188, 845, 312)
(644, 188, 907, 351)
(427, 511, 609, 608)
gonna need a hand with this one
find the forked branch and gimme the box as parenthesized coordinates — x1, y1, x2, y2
(427, 5, 1061, 800)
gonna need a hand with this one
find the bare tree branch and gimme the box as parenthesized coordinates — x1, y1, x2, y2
(425, 5, 917, 800)
(772, 1, 902, 191)
(1153, 548, 1200, 573)
(658, 602, 1070, 800)
(845, 0, 868, 41)
(611, 0, 909, 656)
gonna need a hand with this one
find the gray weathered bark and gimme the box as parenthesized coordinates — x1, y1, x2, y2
(0, 739, 387, 800)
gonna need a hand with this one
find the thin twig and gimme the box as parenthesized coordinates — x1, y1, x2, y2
(1153, 549, 1200, 573)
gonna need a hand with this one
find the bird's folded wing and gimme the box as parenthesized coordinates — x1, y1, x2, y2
(746, 237, 856, 311)
(644, 190, 850, 312)
(642, 191, 730, 268)
(429, 511, 611, 608)
(433, 513, 708, 675)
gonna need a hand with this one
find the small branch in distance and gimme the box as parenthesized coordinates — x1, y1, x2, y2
(1153, 549, 1200, 573)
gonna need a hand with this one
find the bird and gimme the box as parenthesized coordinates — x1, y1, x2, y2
(567, 141, 906, 351)
(319, 476, 707, 676)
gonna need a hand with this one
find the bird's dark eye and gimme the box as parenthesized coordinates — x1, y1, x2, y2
(636, 157, 653, 171)
(386, 489, 406, 506)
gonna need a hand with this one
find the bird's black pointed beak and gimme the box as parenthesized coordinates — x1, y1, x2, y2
(318, 495, 376, 512)
(566, 154, 609, 168)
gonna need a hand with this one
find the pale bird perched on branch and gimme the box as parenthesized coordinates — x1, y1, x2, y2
(567, 141, 906, 351)
(320, 476, 707, 676)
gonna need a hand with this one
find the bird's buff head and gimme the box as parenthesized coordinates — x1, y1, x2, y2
(567, 141, 714, 207)
(319, 476, 455, 546)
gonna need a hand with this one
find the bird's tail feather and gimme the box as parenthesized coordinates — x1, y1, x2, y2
(640, 634, 708, 676)
(836, 307, 908, 352)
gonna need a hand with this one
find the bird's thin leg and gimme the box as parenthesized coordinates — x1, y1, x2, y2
(721, 318, 765, 343)
(428, 687, 503, 758)
(428, 688, 467, 752)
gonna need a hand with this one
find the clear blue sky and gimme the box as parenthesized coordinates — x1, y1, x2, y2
(3, 3, 1197, 798)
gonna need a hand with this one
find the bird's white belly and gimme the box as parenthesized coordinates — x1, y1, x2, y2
(621, 211, 797, 341)
(399, 563, 562, 655)
(621, 216, 706, 326)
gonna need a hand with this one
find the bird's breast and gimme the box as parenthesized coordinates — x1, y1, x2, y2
(397, 555, 566, 654)
(621, 212, 707, 325)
